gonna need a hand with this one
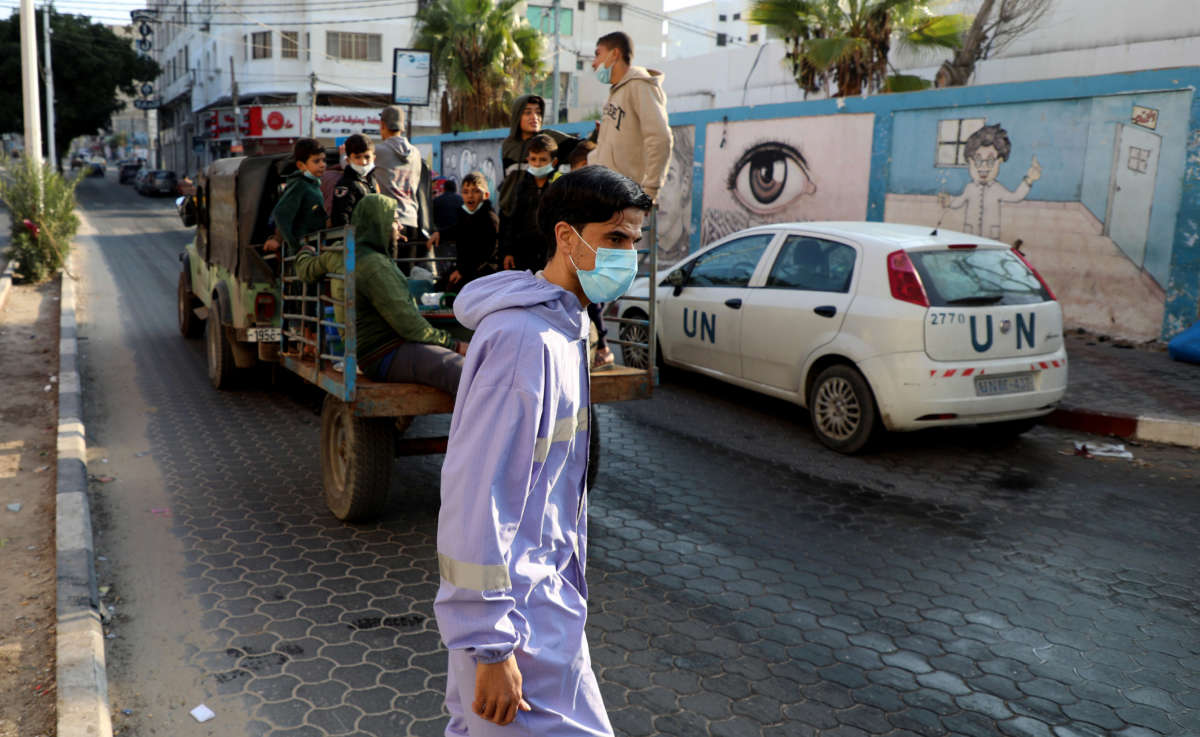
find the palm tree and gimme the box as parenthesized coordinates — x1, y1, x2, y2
(414, 0, 547, 131)
(747, 0, 969, 97)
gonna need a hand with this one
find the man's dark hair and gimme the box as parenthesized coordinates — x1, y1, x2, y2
(568, 139, 596, 169)
(537, 167, 652, 254)
(344, 133, 373, 156)
(461, 171, 489, 193)
(964, 124, 1012, 162)
(597, 31, 633, 63)
(293, 137, 324, 164)
(527, 133, 558, 157)
(442, 179, 457, 193)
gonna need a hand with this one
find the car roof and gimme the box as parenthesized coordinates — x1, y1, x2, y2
(733, 221, 1008, 250)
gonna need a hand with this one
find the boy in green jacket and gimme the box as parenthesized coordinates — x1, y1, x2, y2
(269, 138, 329, 254)
(295, 193, 468, 395)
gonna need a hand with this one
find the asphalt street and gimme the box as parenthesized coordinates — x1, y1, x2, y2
(73, 171, 1200, 737)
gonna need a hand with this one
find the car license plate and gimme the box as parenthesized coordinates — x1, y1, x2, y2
(974, 373, 1034, 397)
(249, 327, 280, 343)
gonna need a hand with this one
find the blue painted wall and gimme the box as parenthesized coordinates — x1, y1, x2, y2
(415, 68, 1200, 338)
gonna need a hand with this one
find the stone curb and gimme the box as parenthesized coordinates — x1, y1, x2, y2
(1047, 406, 1200, 449)
(0, 259, 15, 312)
(55, 258, 113, 737)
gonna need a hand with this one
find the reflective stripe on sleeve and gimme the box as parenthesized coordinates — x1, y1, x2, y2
(532, 405, 589, 464)
(438, 553, 512, 592)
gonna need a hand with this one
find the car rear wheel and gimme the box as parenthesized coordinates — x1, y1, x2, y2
(178, 272, 202, 338)
(206, 297, 237, 390)
(618, 309, 650, 369)
(809, 364, 879, 454)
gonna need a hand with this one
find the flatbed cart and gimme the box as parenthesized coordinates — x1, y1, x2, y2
(277, 218, 659, 522)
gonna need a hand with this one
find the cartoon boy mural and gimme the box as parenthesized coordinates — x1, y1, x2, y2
(938, 123, 1041, 238)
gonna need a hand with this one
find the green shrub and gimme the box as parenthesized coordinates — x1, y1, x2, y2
(0, 154, 82, 283)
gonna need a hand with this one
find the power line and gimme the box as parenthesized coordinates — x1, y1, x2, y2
(37, 0, 418, 14)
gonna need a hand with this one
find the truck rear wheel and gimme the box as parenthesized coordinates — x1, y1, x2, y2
(178, 272, 201, 338)
(206, 298, 237, 390)
(321, 395, 393, 522)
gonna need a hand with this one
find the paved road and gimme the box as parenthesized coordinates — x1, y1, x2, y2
(74, 172, 1200, 737)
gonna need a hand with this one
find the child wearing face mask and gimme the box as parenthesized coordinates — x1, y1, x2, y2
(330, 133, 380, 228)
(428, 171, 499, 289)
(269, 137, 330, 255)
(499, 134, 561, 273)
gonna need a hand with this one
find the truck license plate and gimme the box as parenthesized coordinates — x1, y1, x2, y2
(975, 373, 1034, 397)
(249, 327, 280, 343)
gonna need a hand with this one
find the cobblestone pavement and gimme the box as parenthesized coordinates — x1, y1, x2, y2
(75, 176, 1200, 737)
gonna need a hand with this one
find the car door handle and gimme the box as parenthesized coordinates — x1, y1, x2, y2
(814, 305, 837, 318)
(725, 298, 742, 309)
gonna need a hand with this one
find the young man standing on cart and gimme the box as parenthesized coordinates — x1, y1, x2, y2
(435, 166, 652, 737)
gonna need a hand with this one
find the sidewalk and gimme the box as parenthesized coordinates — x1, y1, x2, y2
(1047, 331, 1200, 448)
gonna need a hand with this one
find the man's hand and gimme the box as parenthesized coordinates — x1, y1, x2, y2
(264, 237, 281, 253)
(455, 340, 470, 357)
(503, 255, 516, 270)
(448, 270, 462, 286)
(473, 657, 529, 725)
(1026, 155, 1042, 183)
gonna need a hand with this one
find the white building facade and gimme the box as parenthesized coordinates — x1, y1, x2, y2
(666, 0, 766, 60)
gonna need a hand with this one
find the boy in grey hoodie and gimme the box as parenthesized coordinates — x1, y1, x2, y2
(373, 105, 422, 234)
(590, 31, 673, 202)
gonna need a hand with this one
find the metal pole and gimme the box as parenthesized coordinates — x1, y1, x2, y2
(230, 56, 240, 153)
(20, 0, 43, 175)
(42, 1, 56, 170)
(550, 0, 560, 124)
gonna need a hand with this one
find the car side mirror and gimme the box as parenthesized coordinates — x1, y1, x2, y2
(664, 268, 686, 296)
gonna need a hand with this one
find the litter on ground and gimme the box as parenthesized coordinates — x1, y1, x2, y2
(190, 704, 215, 723)
(1073, 441, 1135, 460)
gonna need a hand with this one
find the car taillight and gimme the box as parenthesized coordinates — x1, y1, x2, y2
(887, 250, 929, 308)
(1011, 248, 1057, 301)
(255, 294, 276, 321)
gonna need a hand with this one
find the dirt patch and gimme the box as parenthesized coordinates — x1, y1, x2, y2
(0, 278, 61, 737)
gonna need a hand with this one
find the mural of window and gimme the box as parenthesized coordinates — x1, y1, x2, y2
(936, 117, 986, 167)
(1128, 145, 1151, 173)
(326, 31, 382, 61)
(251, 31, 271, 60)
(281, 31, 299, 59)
(598, 3, 621, 21)
(527, 5, 574, 35)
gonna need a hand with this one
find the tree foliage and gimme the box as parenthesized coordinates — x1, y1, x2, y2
(0, 10, 159, 158)
(747, 0, 969, 97)
(414, 0, 546, 131)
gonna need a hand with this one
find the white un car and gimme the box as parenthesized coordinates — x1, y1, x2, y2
(615, 222, 1068, 453)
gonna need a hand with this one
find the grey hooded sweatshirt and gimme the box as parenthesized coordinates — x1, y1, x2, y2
(373, 134, 422, 227)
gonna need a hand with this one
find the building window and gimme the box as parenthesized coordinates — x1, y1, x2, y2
(598, 3, 621, 21)
(305, 32, 311, 60)
(251, 31, 271, 59)
(242, 34, 248, 61)
(281, 31, 299, 59)
(936, 117, 986, 167)
(326, 31, 382, 61)
(528, 6, 574, 35)
(577, 0, 585, 9)
(749, 33, 758, 42)
(716, 32, 727, 46)
(576, 58, 584, 71)
(733, 12, 740, 19)
(718, 13, 726, 21)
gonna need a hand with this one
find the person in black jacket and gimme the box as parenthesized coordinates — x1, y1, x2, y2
(330, 134, 379, 227)
(499, 134, 560, 273)
(429, 171, 498, 288)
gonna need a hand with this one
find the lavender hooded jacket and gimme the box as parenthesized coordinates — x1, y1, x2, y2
(435, 270, 592, 665)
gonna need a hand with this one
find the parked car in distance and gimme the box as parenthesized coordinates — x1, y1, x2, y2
(119, 163, 141, 184)
(86, 161, 106, 177)
(614, 222, 1068, 453)
(138, 170, 179, 196)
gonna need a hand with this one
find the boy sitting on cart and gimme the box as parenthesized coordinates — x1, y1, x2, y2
(295, 193, 469, 395)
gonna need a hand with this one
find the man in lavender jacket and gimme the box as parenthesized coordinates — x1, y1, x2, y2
(435, 167, 652, 736)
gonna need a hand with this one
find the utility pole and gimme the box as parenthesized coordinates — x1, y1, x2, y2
(230, 56, 241, 154)
(309, 72, 317, 138)
(20, 0, 43, 175)
(42, 2, 56, 170)
(550, 0, 561, 124)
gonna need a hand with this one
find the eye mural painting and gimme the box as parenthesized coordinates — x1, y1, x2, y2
(701, 114, 876, 243)
(884, 90, 1193, 340)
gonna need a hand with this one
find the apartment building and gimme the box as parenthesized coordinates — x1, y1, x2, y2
(665, 0, 766, 60)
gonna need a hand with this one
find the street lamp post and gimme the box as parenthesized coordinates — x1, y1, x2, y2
(19, 0, 43, 208)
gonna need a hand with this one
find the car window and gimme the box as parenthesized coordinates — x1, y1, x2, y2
(685, 234, 773, 288)
(910, 248, 1051, 306)
(766, 236, 856, 293)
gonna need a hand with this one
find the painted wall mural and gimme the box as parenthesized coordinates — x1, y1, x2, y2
(657, 125, 695, 266)
(701, 114, 875, 243)
(440, 138, 505, 196)
(884, 90, 1192, 340)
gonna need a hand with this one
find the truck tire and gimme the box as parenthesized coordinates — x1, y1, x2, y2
(178, 271, 202, 338)
(808, 364, 880, 454)
(321, 395, 393, 522)
(205, 297, 237, 390)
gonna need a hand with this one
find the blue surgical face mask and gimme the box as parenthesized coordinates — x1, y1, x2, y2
(595, 60, 612, 85)
(569, 226, 638, 303)
(301, 169, 318, 181)
(528, 163, 555, 178)
(462, 201, 482, 215)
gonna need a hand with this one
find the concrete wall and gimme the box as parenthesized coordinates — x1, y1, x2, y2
(415, 68, 1200, 341)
